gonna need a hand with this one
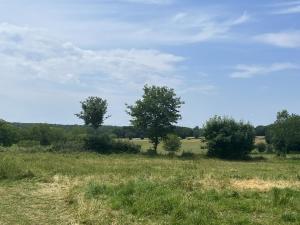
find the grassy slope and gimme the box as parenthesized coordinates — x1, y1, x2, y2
(0, 147, 300, 225)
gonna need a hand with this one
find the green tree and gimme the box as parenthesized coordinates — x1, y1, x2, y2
(203, 116, 255, 159)
(29, 124, 53, 146)
(76, 97, 109, 130)
(0, 120, 18, 147)
(127, 85, 184, 153)
(276, 110, 290, 122)
(268, 110, 300, 156)
(193, 126, 201, 139)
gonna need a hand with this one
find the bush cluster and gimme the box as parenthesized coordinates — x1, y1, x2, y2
(84, 134, 141, 154)
(203, 116, 255, 160)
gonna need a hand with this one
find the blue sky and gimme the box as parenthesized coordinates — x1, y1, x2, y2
(0, 0, 299, 127)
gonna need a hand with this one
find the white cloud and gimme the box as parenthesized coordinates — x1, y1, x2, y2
(0, 22, 219, 102)
(0, 23, 185, 89)
(0, 23, 219, 124)
(230, 63, 299, 78)
(254, 31, 300, 48)
(271, 1, 300, 14)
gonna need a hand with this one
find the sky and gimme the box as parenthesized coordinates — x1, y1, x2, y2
(0, 0, 299, 127)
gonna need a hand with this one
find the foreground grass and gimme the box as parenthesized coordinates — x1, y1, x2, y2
(0, 151, 299, 225)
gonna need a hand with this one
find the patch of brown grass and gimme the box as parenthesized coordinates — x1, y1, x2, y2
(231, 178, 300, 191)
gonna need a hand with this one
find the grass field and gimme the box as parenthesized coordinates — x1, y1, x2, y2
(0, 139, 300, 225)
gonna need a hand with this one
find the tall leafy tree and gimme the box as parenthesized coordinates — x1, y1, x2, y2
(127, 85, 184, 152)
(268, 110, 300, 156)
(0, 119, 18, 147)
(76, 97, 109, 130)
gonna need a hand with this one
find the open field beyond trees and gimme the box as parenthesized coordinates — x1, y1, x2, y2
(0, 143, 300, 225)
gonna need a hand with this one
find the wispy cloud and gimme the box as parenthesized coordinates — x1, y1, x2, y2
(254, 31, 300, 48)
(0, 23, 185, 88)
(0, 23, 216, 94)
(133, 11, 250, 45)
(56, 11, 250, 47)
(271, 1, 300, 14)
(230, 63, 299, 78)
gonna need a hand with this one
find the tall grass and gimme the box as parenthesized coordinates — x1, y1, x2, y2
(0, 156, 34, 180)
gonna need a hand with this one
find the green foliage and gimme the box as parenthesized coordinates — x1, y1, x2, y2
(112, 140, 141, 154)
(28, 124, 65, 146)
(84, 134, 141, 154)
(50, 139, 84, 152)
(255, 125, 266, 136)
(174, 126, 193, 139)
(84, 134, 113, 153)
(0, 120, 18, 147)
(127, 85, 184, 152)
(203, 116, 255, 159)
(255, 142, 267, 153)
(163, 134, 181, 153)
(192, 126, 202, 138)
(17, 140, 40, 148)
(76, 96, 109, 130)
(268, 110, 300, 155)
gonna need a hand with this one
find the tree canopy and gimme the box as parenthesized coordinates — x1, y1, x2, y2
(127, 85, 184, 152)
(76, 97, 109, 130)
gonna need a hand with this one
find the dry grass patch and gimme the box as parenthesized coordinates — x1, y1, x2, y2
(231, 178, 300, 191)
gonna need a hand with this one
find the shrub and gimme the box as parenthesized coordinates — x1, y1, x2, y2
(84, 134, 141, 154)
(255, 142, 267, 153)
(203, 116, 255, 159)
(112, 140, 141, 154)
(28, 124, 65, 146)
(84, 134, 113, 153)
(50, 139, 84, 152)
(163, 134, 182, 153)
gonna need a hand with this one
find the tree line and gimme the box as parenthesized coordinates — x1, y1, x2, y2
(1, 85, 300, 159)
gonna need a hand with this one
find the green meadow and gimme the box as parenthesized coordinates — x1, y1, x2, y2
(0, 141, 299, 225)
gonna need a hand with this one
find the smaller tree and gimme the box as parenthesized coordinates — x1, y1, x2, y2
(29, 124, 53, 146)
(193, 126, 201, 139)
(203, 116, 255, 159)
(76, 97, 109, 130)
(127, 85, 184, 153)
(163, 134, 181, 153)
(0, 120, 18, 147)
